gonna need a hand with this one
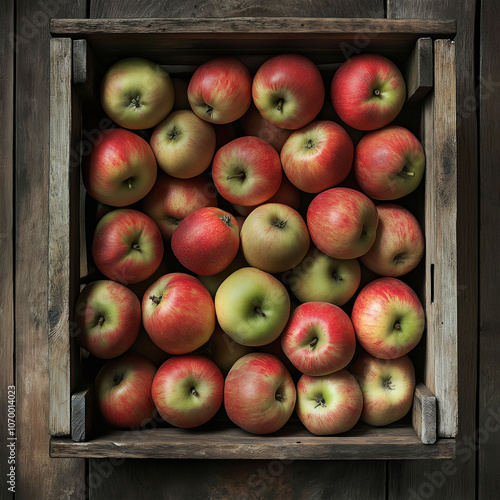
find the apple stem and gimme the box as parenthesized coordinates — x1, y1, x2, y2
(226, 172, 245, 180)
(128, 177, 134, 190)
(373, 89, 381, 97)
(132, 243, 141, 251)
(309, 337, 319, 349)
(399, 167, 415, 177)
(332, 271, 343, 282)
(97, 316, 105, 326)
(394, 321, 401, 330)
(191, 387, 198, 396)
(254, 306, 266, 317)
(112, 374, 123, 386)
(275, 389, 286, 402)
(314, 395, 327, 408)
(276, 98, 284, 111)
(149, 294, 162, 305)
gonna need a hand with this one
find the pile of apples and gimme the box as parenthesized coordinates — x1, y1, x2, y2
(75, 51, 427, 436)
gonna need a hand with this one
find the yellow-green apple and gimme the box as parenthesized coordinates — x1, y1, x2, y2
(95, 353, 157, 429)
(100, 57, 175, 130)
(92, 208, 164, 284)
(354, 125, 425, 200)
(281, 302, 356, 376)
(208, 325, 253, 375)
(171, 77, 190, 110)
(296, 369, 363, 435)
(150, 110, 216, 178)
(287, 247, 361, 306)
(349, 351, 416, 426)
(152, 355, 224, 428)
(240, 103, 293, 151)
(224, 352, 296, 434)
(171, 207, 240, 276)
(252, 53, 324, 130)
(240, 203, 310, 273)
(331, 53, 406, 131)
(141, 172, 217, 241)
(280, 120, 354, 193)
(74, 280, 141, 359)
(128, 327, 170, 367)
(187, 56, 252, 124)
(142, 273, 216, 355)
(307, 187, 379, 259)
(84, 128, 157, 207)
(211, 136, 282, 206)
(215, 267, 291, 346)
(352, 277, 425, 359)
(231, 175, 301, 217)
(360, 203, 425, 276)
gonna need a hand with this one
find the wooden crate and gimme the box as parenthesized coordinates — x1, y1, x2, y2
(48, 18, 457, 460)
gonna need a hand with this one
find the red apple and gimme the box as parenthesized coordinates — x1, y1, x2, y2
(252, 53, 324, 130)
(352, 277, 425, 359)
(95, 353, 157, 429)
(92, 208, 164, 284)
(331, 53, 406, 131)
(212, 136, 282, 206)
(141, 172, 217, 241)
(280, 120, 354, 193)
(240, 203, 310, 273)
(171, 207, 240, 276)
(187, 56, 252, 124)
(307, 187, 379, 259)
(142, 273, 216, 355)
(74, 280, 141, 359)
(360, 203, 425, 276)
(296, 370, 363, 435)
(224, 353, 296, 434)
(281, 302, 356, 376)
(152, 355, 224, 428)
(349, 352, 416, 426)
(354, 125, 425, 200)
(84, 128, 157, 207)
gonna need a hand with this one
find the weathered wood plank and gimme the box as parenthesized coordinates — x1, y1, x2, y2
(478, 0, 500, 497)
(412, 384, 437, 445)
(405, 37, 433, 102)
(72, 386, 94, 443)
(51, 424, 455, 460)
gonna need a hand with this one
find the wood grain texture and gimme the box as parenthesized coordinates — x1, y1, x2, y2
(412, 384, 437, 445)
(405, 37, 433, 102)
(0, 1, 15, 495)
(51, 424, 455, 460)
(72, 386, 94, 443)
(15, 0, 87, 497)
(387, 0, 478, 499)
(478, 0, 500, 497)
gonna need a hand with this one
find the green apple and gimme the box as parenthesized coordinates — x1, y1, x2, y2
(215, 267, 291, 346)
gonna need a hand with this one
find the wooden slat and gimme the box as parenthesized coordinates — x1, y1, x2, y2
(405, 37, 433, 101)
(72, 386, 94, 442)
(478, 0, 500, 496)
(51, 424, 456, 460)
(73, 38, 104, 109)
(412, 384, 437, 444)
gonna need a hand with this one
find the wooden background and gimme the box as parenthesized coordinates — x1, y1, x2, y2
(0, 0, 498, 498)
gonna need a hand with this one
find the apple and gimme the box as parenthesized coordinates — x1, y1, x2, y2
(281, 302, 356, 376)
(171, 207, 240, 276)
(142, 273, 216, 355)
(100, 57, 174, 130)
(211, 136, 282, 206)
(252, 53, 324, 130)
(240, 203, 310, 273)
(240, 103, 292, 151)
(280, 120, 354, 193)
(92, 208, 164, 284)
(187, 56, 252, 124)
(349, 351, 416, 426)
(141, 172, 217, 240)
(74, 280, 141, 359)
(208, 325, 253, 375)
(84, 128, 157, 207)
(215, 267, 291, 346)
(307, 187, 379, 259)
(231, 175, 301, 217)
(296, 369, 363, 435)
(150, 109, 216, 178)
(351, 277, 425, 359)
(360, 203, 425, 276)
(152, 355, 224, 428)
(286, 247, 361, 306)
(353, 125, 425, 200)
(127, 327, 170, 367)
(331, 53, 406, 131)
(95, 353, 157, 429)
(224, 353, 296, 434)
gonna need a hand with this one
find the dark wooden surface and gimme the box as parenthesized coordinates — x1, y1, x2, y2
(2, 0, 497, 499)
